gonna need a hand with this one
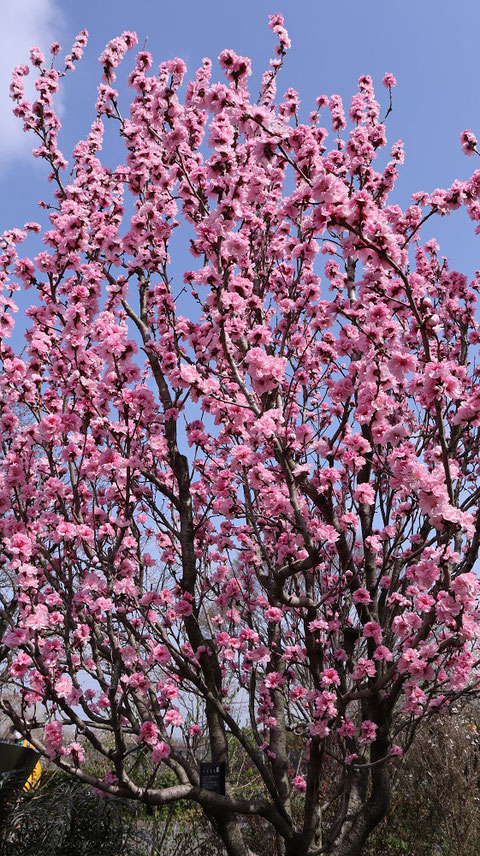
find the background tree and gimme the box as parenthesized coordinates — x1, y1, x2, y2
(364, 704, 480, 856)
(1, 14, 480, 856)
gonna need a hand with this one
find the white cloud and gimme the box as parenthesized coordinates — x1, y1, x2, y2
(0, 0, 65, 166)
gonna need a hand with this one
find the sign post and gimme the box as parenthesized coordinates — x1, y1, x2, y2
(199, 761, 226, 795)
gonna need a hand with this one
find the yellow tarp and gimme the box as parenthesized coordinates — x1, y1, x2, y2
(17, 740, 41, 790)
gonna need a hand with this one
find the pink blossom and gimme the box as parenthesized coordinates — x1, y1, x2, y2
(265, 607, 282, 623)
(321, 668, 340, 687)
(249, 645, 271, 664)
(382, 73, 397, 88)
(218, 50, 252, 86)
(461, 129, 478, 155)
(9, 652, 31, 678)
(353, 483, 375, 505)
(246, 349, 287, 394)
(30, 47, 45, 67)
(359, 720, 378, 744)
(382, 423, 408, 447)
(3, 628, 30, 648)
(164, 709, 183, 728)
(152, 741, 171, 763)
(373, 645, 393, 662)
(363, 621, 383, 645)
(94, 597, 113, 612)
(268, 14, 291, 54)
(55, 676, 73, 699)
(67, 742, 85, 765)
(139, 721, 159, 746)
(352, 658, 376, 681)
(352, 588, 371, 605)
(9, 532, 33, 557)
(310, 720, 330, 738)
(38, 413, 63, 441)
(263, 671, 284, 689)
(44, 721, 63, 758)
(451, 572, 480, 600)
(292, 775, 307, 792)
(338, 719, 356, 738)
(387, 351, 416, 378)
(149, 644, 171, 666)
(223, 232, 249, 262)
(25, 604, 49, 631)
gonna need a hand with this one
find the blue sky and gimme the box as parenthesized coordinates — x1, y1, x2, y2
(1, 0, 480, 274)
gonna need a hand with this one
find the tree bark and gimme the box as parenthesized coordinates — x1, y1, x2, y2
(214, 811, 256, 856)
(327, 762, 391, 856)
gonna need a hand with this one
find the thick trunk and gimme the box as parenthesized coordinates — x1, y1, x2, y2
(284, 835, 314, 856)
(215, 811, 256, 856)
(328, 802, 388, 856)
(327, 765, 391, 856)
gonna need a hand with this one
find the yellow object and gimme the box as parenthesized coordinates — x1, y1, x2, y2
(18, 739, 41, 790)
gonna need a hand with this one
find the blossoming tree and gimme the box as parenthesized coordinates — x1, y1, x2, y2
(1, 15, 480, 856)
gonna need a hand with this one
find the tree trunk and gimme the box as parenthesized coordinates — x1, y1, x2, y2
(327, 764, 391, 856)
(215, 811, 255, 856)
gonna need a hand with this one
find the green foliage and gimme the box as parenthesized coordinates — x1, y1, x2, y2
(0, 772, 139, 856)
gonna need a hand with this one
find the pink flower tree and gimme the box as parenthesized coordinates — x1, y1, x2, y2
(1, 15, 480, 856)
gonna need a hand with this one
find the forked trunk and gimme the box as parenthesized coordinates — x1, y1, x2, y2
(326, 767, 391, 856)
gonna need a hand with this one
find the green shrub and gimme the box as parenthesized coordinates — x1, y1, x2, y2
(0, 771, 139, 856)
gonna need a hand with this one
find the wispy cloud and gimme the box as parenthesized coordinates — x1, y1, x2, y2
(0, 0, 65, 167)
